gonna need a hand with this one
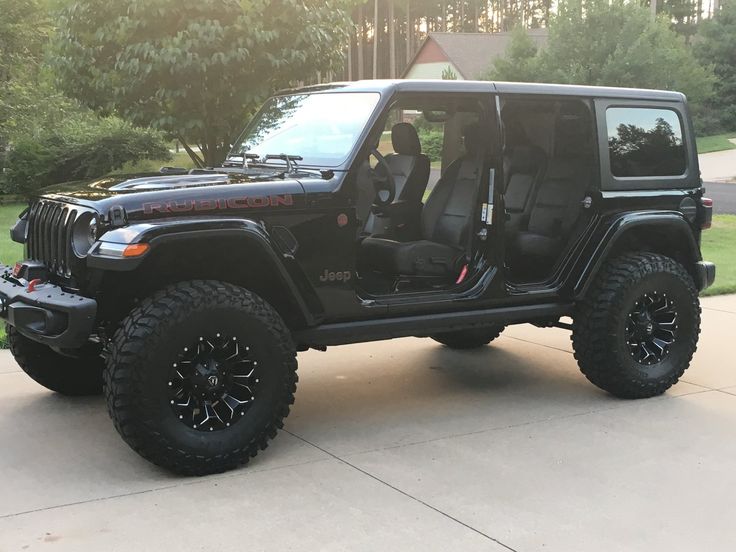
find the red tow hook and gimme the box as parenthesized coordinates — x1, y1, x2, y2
(26, 278, 43, 293)
(455, 264, 469, 285)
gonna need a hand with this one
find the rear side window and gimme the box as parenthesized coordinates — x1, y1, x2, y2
(606, 107, 687, 177)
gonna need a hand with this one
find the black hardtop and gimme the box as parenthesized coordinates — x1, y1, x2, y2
(281, 79, 686, 102)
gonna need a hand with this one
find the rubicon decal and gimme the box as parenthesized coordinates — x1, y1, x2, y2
(143, 194, 294, 214)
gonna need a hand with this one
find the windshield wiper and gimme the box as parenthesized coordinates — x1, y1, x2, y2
(222, 152, 331, 180)
(224, 152, 260, 168)
(263, 154, 303, 173)
(261, 154, 336, 180)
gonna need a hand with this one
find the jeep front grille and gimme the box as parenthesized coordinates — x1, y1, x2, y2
(26, 200, 80, 276)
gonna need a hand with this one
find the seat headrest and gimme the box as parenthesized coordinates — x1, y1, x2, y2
(391, 123, 421, 156)
(509, 146, 546, 174)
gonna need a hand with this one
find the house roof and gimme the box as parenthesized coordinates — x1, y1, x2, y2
(403, 29, 548, 80)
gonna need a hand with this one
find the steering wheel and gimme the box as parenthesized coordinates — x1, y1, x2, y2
(369, 148, 396, 207)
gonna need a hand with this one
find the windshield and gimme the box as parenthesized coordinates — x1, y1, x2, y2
(229, 92, 380, 168)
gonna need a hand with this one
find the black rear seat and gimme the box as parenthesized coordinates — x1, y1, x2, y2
(507, 110, 593, 274)
(511, 158, 590, 262)
(503, 146, 547, 234)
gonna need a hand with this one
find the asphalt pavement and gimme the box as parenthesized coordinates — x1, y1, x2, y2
(703, 181, 736, 215)
(1, 294, 736, 551)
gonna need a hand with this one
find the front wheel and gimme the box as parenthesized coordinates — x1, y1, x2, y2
(8, 325, 104, 395)
(104, 280, 298, 475)
(572, 253, 700, 399)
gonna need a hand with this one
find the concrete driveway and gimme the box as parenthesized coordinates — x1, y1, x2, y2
(699, 143, 736, 182)
(1, 295, 735, 551)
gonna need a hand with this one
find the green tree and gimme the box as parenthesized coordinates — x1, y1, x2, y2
(2, 117, 170, 198)
(0, 0, 51, 147)
(0, 0, 48, 84)
(694, 0, 736, 132)
(441, 65, 458, 80)
(484, 26, 540, 83)
(51, 0, 355, 167)
(653, 0, 699, 41)
(486, 0, 714, 106)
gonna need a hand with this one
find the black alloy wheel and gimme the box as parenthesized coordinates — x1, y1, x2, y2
(625, 292, 678, 366)
(170, 333, 259, 431)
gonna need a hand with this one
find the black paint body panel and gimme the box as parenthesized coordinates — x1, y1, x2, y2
(6, 80, 714, 347)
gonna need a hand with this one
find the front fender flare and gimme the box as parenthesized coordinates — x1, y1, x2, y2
(88, 218, 318, 326)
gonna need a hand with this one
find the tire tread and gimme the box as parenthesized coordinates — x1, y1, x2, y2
(103, 280, 297, 475)
(572, 252, 700, 399)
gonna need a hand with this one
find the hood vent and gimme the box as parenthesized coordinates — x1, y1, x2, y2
(109, 173, 229, 191)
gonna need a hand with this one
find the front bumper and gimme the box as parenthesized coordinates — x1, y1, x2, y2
(695, 261, 716, 291)
(0, 265, 97, 349)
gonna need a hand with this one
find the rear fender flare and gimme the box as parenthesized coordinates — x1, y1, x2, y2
(574, 211, 701, 298)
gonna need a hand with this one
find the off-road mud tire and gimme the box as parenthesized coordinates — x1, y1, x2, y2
(572, 253, 700, 399)
(103, 280, 297, 475)
(8, 325, 104, 395)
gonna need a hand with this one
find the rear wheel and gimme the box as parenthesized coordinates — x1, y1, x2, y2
(431, 326, 504, 349)
(8, 325, 103, 395)
(104, 280, 297, 475)
(572, 253, 700, 399)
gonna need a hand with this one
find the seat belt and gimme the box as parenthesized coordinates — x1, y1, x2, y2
(452, 150, 485, 279)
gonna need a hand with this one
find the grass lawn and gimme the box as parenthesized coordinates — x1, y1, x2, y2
(0, 203, 26, 267)
(701, 214, 736, 296)
(110, 151, 195, 174)
(696, 133, 736, 154)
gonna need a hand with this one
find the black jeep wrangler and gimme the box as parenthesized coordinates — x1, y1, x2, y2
(2, 80, 715, 474)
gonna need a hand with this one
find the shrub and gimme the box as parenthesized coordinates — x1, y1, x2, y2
(1, 117, 170, 198)
(418, 129, 443, 162)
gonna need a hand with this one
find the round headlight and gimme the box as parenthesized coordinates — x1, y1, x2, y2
(72, 212, 98, 257)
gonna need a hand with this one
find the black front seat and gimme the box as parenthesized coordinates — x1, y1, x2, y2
(383, 123, 431, 205)
(356, 123, 430, 234)
(360, 124, 484, 278)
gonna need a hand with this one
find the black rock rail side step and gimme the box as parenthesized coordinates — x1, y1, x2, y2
(294, 302, 572, 347)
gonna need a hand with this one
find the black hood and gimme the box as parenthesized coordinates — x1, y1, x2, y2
(35, 170, 324, 222)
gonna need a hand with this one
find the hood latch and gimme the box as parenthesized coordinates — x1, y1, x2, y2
(107, 205, 128, 228)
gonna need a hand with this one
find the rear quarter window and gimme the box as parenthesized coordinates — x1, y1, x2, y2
(606, 107, 687, 178)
